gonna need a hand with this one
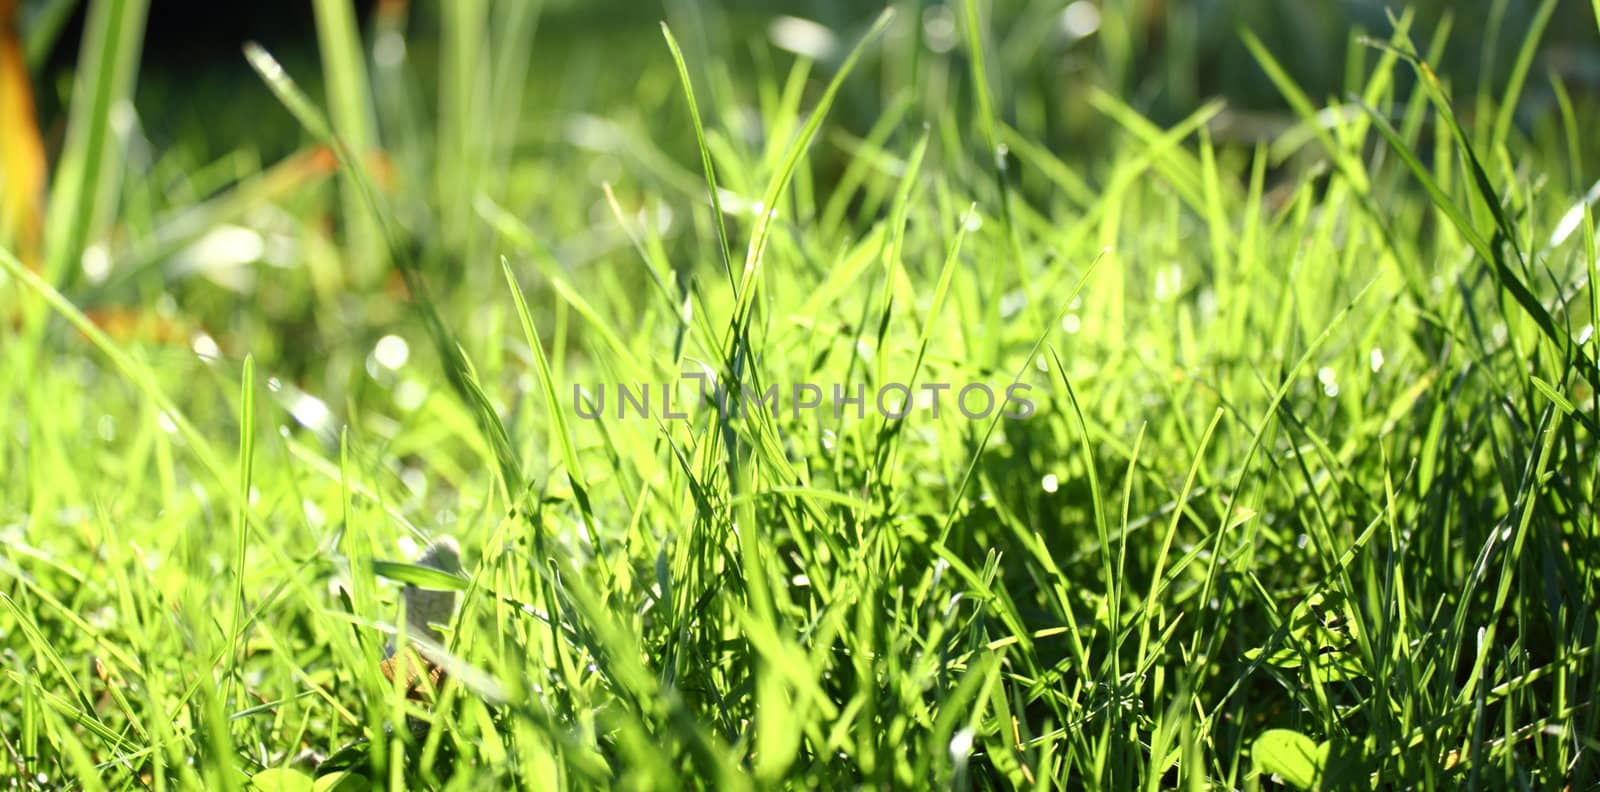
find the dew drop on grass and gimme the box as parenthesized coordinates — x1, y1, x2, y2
(1060, 0, 1102, 39)
(1000, 289, 1027, 318)
(1061, 314, 1081, 334)
(191, 333, 220, 363)
(855, 338, 875, 363)
(1317, 367, 1339, 398)
(288, 392, 333, 435)
(401, 468, 427, 498)
(767, 15, 837, 61)
(302, 499, 326, 529)
(81, 244, 112, 284)
(942, 593, 964, 618)
(87, 606, 116, 630)
(1154, 264, 1182, 302)
(1042, 474, 1059, 493)
(922, 5, 957, 53)
(1369, 348, 1385, 373)
(949, 728, 974, 763)
(394, 380, 427, 412)
(157, 411, 178, 434)
(373, 31, 406, 68)
(266, 377, 282, 393)
(373, 334, 410, 371)
(882, 390, 906, 415)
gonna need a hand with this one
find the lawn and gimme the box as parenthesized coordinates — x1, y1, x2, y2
(2, 0, 1599, 789)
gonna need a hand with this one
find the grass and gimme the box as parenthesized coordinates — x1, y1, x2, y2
(3, 0, 1600, 789)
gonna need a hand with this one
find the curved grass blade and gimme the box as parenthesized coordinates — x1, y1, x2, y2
(40, 0, 148, 287)
(501, 257, 596, 542)
(725, 8, 894, 348)
(661, 22, 735, 291)
(1489, 0, 1557, 154)
(222, 356, 256, 713)
(1355, 94, 1600, 433)
(371, 561, 469, 592)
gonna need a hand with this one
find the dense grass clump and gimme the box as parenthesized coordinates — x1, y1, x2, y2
(2, 1, 1599, 789)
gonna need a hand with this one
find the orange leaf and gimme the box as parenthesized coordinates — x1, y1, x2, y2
(0, 0, 45, 269)
(83, 307, 197, 347)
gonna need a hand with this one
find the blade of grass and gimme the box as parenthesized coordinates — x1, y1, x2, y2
(501, 257, 596, 540)
(963, 0, 1025, 284)
(312, 0, 385, 284)
(725, 8, 894, 348)
(222, 356, 255, 714)
(662, 22, 736, 291)
(1489, 0, 1557, 154)
(40, 0, 148, 287)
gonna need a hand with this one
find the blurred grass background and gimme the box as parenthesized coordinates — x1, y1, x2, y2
(32, 1, 1600, 153)
(14, 0, 1600, 397)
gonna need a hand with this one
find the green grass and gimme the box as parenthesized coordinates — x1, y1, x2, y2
(3, 1, 1600, 789)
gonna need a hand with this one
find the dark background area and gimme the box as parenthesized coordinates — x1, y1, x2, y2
(21, 0, 1600, 185)
(39, 1, 1599, 105)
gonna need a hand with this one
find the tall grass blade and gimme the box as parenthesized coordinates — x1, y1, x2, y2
(40, 0, 148, 286)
